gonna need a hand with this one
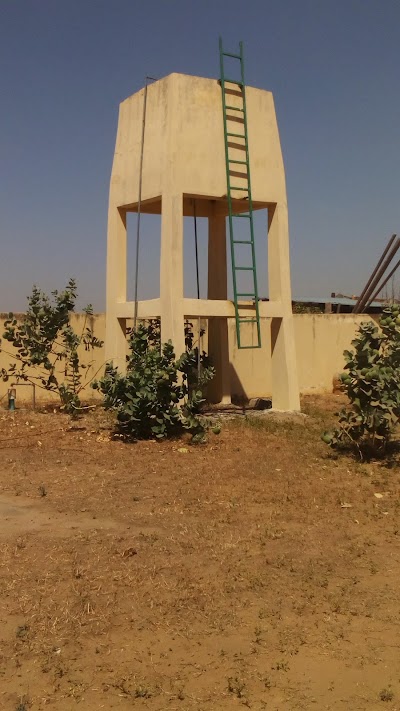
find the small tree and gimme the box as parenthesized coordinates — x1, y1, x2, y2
(92, 320, 215, 440)
(322, 305, 400, 456)
(0, 279, 103, 413)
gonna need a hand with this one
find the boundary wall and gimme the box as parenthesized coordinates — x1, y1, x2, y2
(0, 313, 374, 405)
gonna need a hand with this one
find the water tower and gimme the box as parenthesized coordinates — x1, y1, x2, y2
(105, 44, 300, 411)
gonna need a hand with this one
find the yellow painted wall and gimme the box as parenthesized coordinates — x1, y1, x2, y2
(227, 314, 376, 399)
(0, 312, 374, 406)
(0, 313, 106, 406)
(293, 314, 377, 395)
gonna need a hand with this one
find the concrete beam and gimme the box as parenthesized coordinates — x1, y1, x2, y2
(114, 299, 285, 320)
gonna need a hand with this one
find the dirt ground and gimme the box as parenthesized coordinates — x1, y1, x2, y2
(0, 396, 399, 711)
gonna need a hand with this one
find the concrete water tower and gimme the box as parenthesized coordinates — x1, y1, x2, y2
(105, 60, 300, 410)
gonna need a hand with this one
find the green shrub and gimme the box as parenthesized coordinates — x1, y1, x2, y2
(93, 320, 215, 441)
(0, 279, 103, 414)
(322, 305, 400, 456)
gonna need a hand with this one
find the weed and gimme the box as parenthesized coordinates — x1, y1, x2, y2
(272, 660, 289, 672)
(134, 686, 152, 699)
(112, 678, 153, 699)
(254, 625, 263, 644)
(228, 675, 246, 698)
(15, 697, 30, 711)
(263, 526, 283, 540)
(379, 688, 394, 702)
(38, 484, 47, 497)
(16, 625, 29, 639)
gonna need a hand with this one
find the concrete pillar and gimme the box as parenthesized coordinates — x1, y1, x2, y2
(207, 213, 231, 404)
(105, 207, 128, 369)
(268, 203, 300, 411)
(160, 192, 186, 358)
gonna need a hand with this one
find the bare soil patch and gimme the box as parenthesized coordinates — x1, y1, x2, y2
(0, 396, 399, 710)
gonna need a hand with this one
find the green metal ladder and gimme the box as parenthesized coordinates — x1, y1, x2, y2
(219, 37, 261, 349)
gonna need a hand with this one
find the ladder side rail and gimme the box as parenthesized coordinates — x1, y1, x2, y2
(219, 38, 262, 348)
(238, 42, 261, 347)
(219, 37, 243, 346)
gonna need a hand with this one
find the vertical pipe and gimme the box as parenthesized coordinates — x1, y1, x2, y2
(8, 388, 16, 411)
(193, 200, 200, 300)
(193, 199, 201, 381)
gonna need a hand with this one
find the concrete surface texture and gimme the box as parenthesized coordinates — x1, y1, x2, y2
(106, 73, 300, 410)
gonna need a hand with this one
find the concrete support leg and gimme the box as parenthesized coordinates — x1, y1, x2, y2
(105, 207, 128, 370)
(160, 192, 185, 358)
(268, 203, 300, 411)
(207, 213, 231, 404)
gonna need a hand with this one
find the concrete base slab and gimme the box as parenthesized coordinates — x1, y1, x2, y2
(245, 409, 308, 424)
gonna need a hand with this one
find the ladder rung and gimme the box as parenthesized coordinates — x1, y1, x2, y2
(238, 344, 262, 350)
(230, 186, 248, 191)
(238, 319, 258, 324)
(222, 78, 243, 86)
(233, 239, 252, 244)
(229, 159, 247, 164)
(222, 51, 241, 59)
(226, 105, 244, 112)
(235, 266, 255, 271)
(236, 292, 256, 297)
(226, 132, 246, 138)
(232, 213, 251, 218)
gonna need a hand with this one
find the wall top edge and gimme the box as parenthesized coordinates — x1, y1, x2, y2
(121, 72, 273, 103)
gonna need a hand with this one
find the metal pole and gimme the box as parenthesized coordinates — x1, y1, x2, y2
(193, 200, 201, 380)
(365, 257, 400, 309)
(356, 236, 400, 313)
(353, 234, 397, 313)
(193, 200, 200, 300)
(133, 76, 157, 332)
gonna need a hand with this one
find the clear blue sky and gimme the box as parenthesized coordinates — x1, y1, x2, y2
(1, 0, 399, 311)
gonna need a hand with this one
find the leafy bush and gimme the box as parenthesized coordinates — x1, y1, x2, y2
(322, 305, 400, 455)
(0, 279, 103, 414)
(93, 320, 215, 441)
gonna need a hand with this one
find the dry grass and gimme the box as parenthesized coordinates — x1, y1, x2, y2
(0, 396, 399, 709)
